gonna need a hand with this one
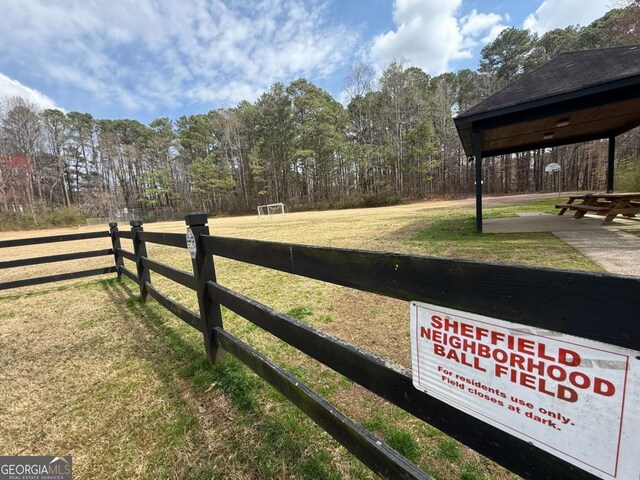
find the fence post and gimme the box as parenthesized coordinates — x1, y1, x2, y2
(185, 213, 225, 364)
(130, 220, 150, 301)
(109, 222, 123, 280)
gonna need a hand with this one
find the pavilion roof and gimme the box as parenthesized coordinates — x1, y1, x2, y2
(455, 45, 640, 157)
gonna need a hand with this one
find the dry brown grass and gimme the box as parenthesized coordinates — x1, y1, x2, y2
(1, 197, 600, 479)
(0, 223, 115, 290)
(0, 282, 203, 478)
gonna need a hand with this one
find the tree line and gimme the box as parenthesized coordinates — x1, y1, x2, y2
(1, 3, 639, 223)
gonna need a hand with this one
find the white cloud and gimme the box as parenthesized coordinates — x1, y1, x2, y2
(370, 0, 506, 75)
(462, 10, 508, 46)
(482, 24, 509, 44)
(460, 10, 503, 37)
(0, 0, 357, 112)
(0, 73, 60, 111)
(524, 0, 610, 34)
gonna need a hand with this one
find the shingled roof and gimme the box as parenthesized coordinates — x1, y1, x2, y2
(455, 45, 640, 157)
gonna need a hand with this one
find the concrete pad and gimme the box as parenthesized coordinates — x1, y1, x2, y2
(552, 230, 640, 276)
(483, 212, 640, 275)
(484, 213, 640, 233)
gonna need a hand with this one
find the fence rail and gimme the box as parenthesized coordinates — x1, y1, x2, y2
(138, 231, 187, 248)
(3, 215, 638, 480)
(0, 266, 116, 291)
(0, 249, 113, 269)
(141, 257, 197, 290)
(115, 247, 136, 262)
(203, 235, 639, 351)
(146, 282, 203, 332)
(0, 230, 108, 248)
(214, 326, 432, 480)
(111, 215, 633, 479)
(120, 266, 139, 283)
(0, 230, 115, 291)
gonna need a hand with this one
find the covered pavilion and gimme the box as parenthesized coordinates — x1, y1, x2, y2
(454, 45, 640, 233)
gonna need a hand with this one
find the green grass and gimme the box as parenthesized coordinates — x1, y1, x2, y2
(298, 451, 343, 480)
(106, 197, 598, 478)
(460, 463, 489, 480)
(286, 306, 314, 320)
(386, 428, 420, 462)
(117, 289, 347, 479)
(3, 196, 595, 479)
(409, 200, 602, 271)
(437, 438, 461, 461)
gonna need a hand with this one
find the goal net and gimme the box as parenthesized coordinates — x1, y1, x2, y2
(257, 202, 286, 217)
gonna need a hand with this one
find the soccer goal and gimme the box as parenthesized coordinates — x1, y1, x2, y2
(257, 202, 286, 217)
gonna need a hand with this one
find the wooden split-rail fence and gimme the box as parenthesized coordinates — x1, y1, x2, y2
(1, 213, 639, 480)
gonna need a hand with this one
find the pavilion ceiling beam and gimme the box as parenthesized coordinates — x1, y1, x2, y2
(477, 126, 634, 158)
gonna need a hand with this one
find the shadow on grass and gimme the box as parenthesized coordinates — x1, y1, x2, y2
(0, 276, 113, 301)
(99, 278, 345, 480)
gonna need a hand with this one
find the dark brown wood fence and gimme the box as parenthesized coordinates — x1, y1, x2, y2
(2, 215, 639, 479)
(0, 230, 115, 290)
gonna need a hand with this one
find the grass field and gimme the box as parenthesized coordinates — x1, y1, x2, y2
(0, 196, 602, 479)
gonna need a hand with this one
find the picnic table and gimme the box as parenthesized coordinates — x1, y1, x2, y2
(556, 192, 640, 224)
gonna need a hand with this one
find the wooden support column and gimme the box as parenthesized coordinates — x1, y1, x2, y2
(473, 131, 483, 233)
(109, 222, 123, 280)
(607, 136, 615, 193)
(130, 220, 150, 301)
(185, 213, 225, 364)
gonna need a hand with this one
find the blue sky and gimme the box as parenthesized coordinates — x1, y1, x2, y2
(0, 0, 611, 123)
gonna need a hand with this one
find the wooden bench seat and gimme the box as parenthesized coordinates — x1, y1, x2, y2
(602, 208, 640, 215)
(571, 205, 609, 211)
(557, 193, 640, 223)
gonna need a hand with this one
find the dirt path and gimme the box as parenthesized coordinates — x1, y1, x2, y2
(446, 191, 580, 207)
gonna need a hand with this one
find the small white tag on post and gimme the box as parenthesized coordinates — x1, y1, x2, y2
(186, 227, 197, 259)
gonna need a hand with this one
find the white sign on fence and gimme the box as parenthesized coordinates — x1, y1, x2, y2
(186, 228, 197, 259)
(410, 301, 640, 479)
